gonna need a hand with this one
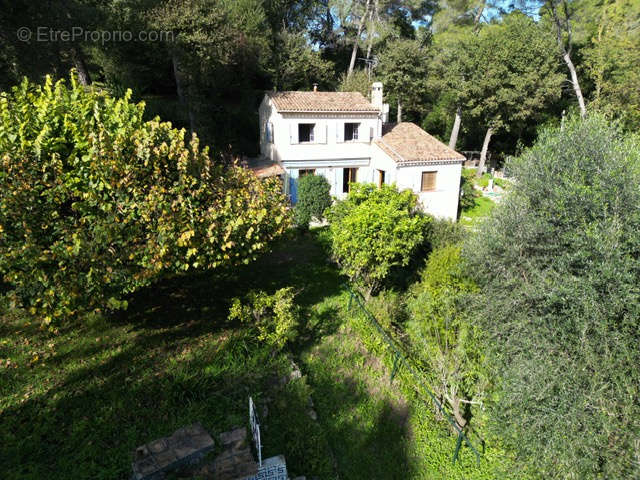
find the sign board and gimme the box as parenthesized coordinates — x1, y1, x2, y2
(244, 455, 288, 480)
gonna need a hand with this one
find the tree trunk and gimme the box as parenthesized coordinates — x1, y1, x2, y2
(172, 53, 196, 133)
(365, 0, 379, 61)
(473, 0, 486, 31)
(347, 0, 371, 78)
(550, 0, 587, 118)
(449, 397, 467, 430)
(448, 106, 462, 150)
(476, 126, 493, 178)
(71, 47, 91, 85)
(563, 51, 587, 118)
(397, 99, 402, 123)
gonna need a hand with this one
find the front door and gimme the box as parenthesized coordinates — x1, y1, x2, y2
(289, 175, 298, 204)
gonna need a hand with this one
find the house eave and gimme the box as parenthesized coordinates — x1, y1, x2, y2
(277, 109, 379, 114)
(396, 158, 465, 167)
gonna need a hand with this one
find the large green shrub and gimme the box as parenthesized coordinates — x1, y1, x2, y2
(327, 183, 429, 297)
(406, 245, 485, 430)
(0, 75, 290, 323)
(465, 115, 640, 479)
(294, 174, 332, 229)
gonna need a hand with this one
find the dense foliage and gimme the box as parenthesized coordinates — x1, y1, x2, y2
(327, 184, 429, 296)
(465, 115, 640, 478)
(1, 1, 637, 155)
(459, 168, 479, 211)
(294, 174, 332, 229)
(0, 75, 290, 323)
(407, 245, 485, 430)
(228, 287, 300, 350)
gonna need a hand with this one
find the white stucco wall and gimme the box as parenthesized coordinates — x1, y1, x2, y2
(259, 95, 381, 164)
(370, 143, 462, 220)
(258, 94, 462, 219)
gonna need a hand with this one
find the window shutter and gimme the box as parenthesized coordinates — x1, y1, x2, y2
(369, 126, 374, 142)
(336, 122, 344, 143)
(290, 123, 298, 144)
(309, 124, 315, 142)
(421, 171, 437, 192)
(267, 122, 273, 143)
(316, 121, 327, 144)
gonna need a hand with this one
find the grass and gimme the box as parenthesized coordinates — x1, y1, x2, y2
(1, 229, 521, 479)
(460, 196, 496, 227)
(0, 231, 338, 479)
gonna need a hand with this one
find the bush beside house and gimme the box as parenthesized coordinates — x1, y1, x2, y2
(294, 174, 332, 229)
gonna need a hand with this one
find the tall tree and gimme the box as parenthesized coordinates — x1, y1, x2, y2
(376, 38, 430, 123)
(427, 26, 476, 149)
(459, 13, 563, 176)
(583, 0, 640, 129)
(335, 0, 423, 77)
(545, 0, 588, 117)
(466, 115, 640, 479)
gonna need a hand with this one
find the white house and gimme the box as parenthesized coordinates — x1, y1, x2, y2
(257, 83, 464, 220)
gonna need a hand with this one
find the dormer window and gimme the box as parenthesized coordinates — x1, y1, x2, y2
(344, 123, 359, 141)
(298, 123, 315, 143)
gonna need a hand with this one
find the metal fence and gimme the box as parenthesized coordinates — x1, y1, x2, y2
(346, 286, 482, 465)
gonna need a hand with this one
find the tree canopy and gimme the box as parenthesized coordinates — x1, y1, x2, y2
(465, 115, 640, 478)
(0, 75, 290, 323)
(1, 0, 637, 156)
(327, 183, 429, 296)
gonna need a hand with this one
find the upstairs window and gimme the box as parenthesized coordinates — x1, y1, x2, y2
(298, 123, 315, 143)
(344, 123, 359, 141)
(421, 171, 437, 192)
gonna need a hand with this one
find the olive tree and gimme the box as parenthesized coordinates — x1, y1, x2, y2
(465, 115, 640, 479)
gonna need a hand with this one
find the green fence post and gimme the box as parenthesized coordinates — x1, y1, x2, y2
(452, 431, 464, 464)
(390, 352, 402, 384)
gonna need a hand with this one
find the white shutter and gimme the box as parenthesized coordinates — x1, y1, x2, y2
(336, 122, 344, 143)
(290, 123, 298, 144)
(316, 121, 327, 144)
(369, 126, 374, 142)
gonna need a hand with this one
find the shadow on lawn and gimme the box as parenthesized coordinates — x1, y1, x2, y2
(0, 229, 344, 480)
(309, 368, 416, 480)
(118, 229, 343, 331)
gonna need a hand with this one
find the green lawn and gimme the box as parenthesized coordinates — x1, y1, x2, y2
(460, 196, 496, 227)
(1, 230, 518, 479)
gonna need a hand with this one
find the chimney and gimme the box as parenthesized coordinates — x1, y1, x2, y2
(371, 82, 389, 123)
(313, 83, 318, 92)
(371, 82, 383, 110)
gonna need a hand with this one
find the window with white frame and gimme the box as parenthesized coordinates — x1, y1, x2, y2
(298, 123, 315, 143)
(344, 123, 359, 141)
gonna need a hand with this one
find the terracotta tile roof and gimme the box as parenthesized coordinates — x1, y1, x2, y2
(375, 122, 465, 165)
(244, 157, 285, 178)
(267, 91, 378, 113)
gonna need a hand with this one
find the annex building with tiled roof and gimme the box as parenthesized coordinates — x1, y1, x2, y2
(257, 83, 464, 219)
